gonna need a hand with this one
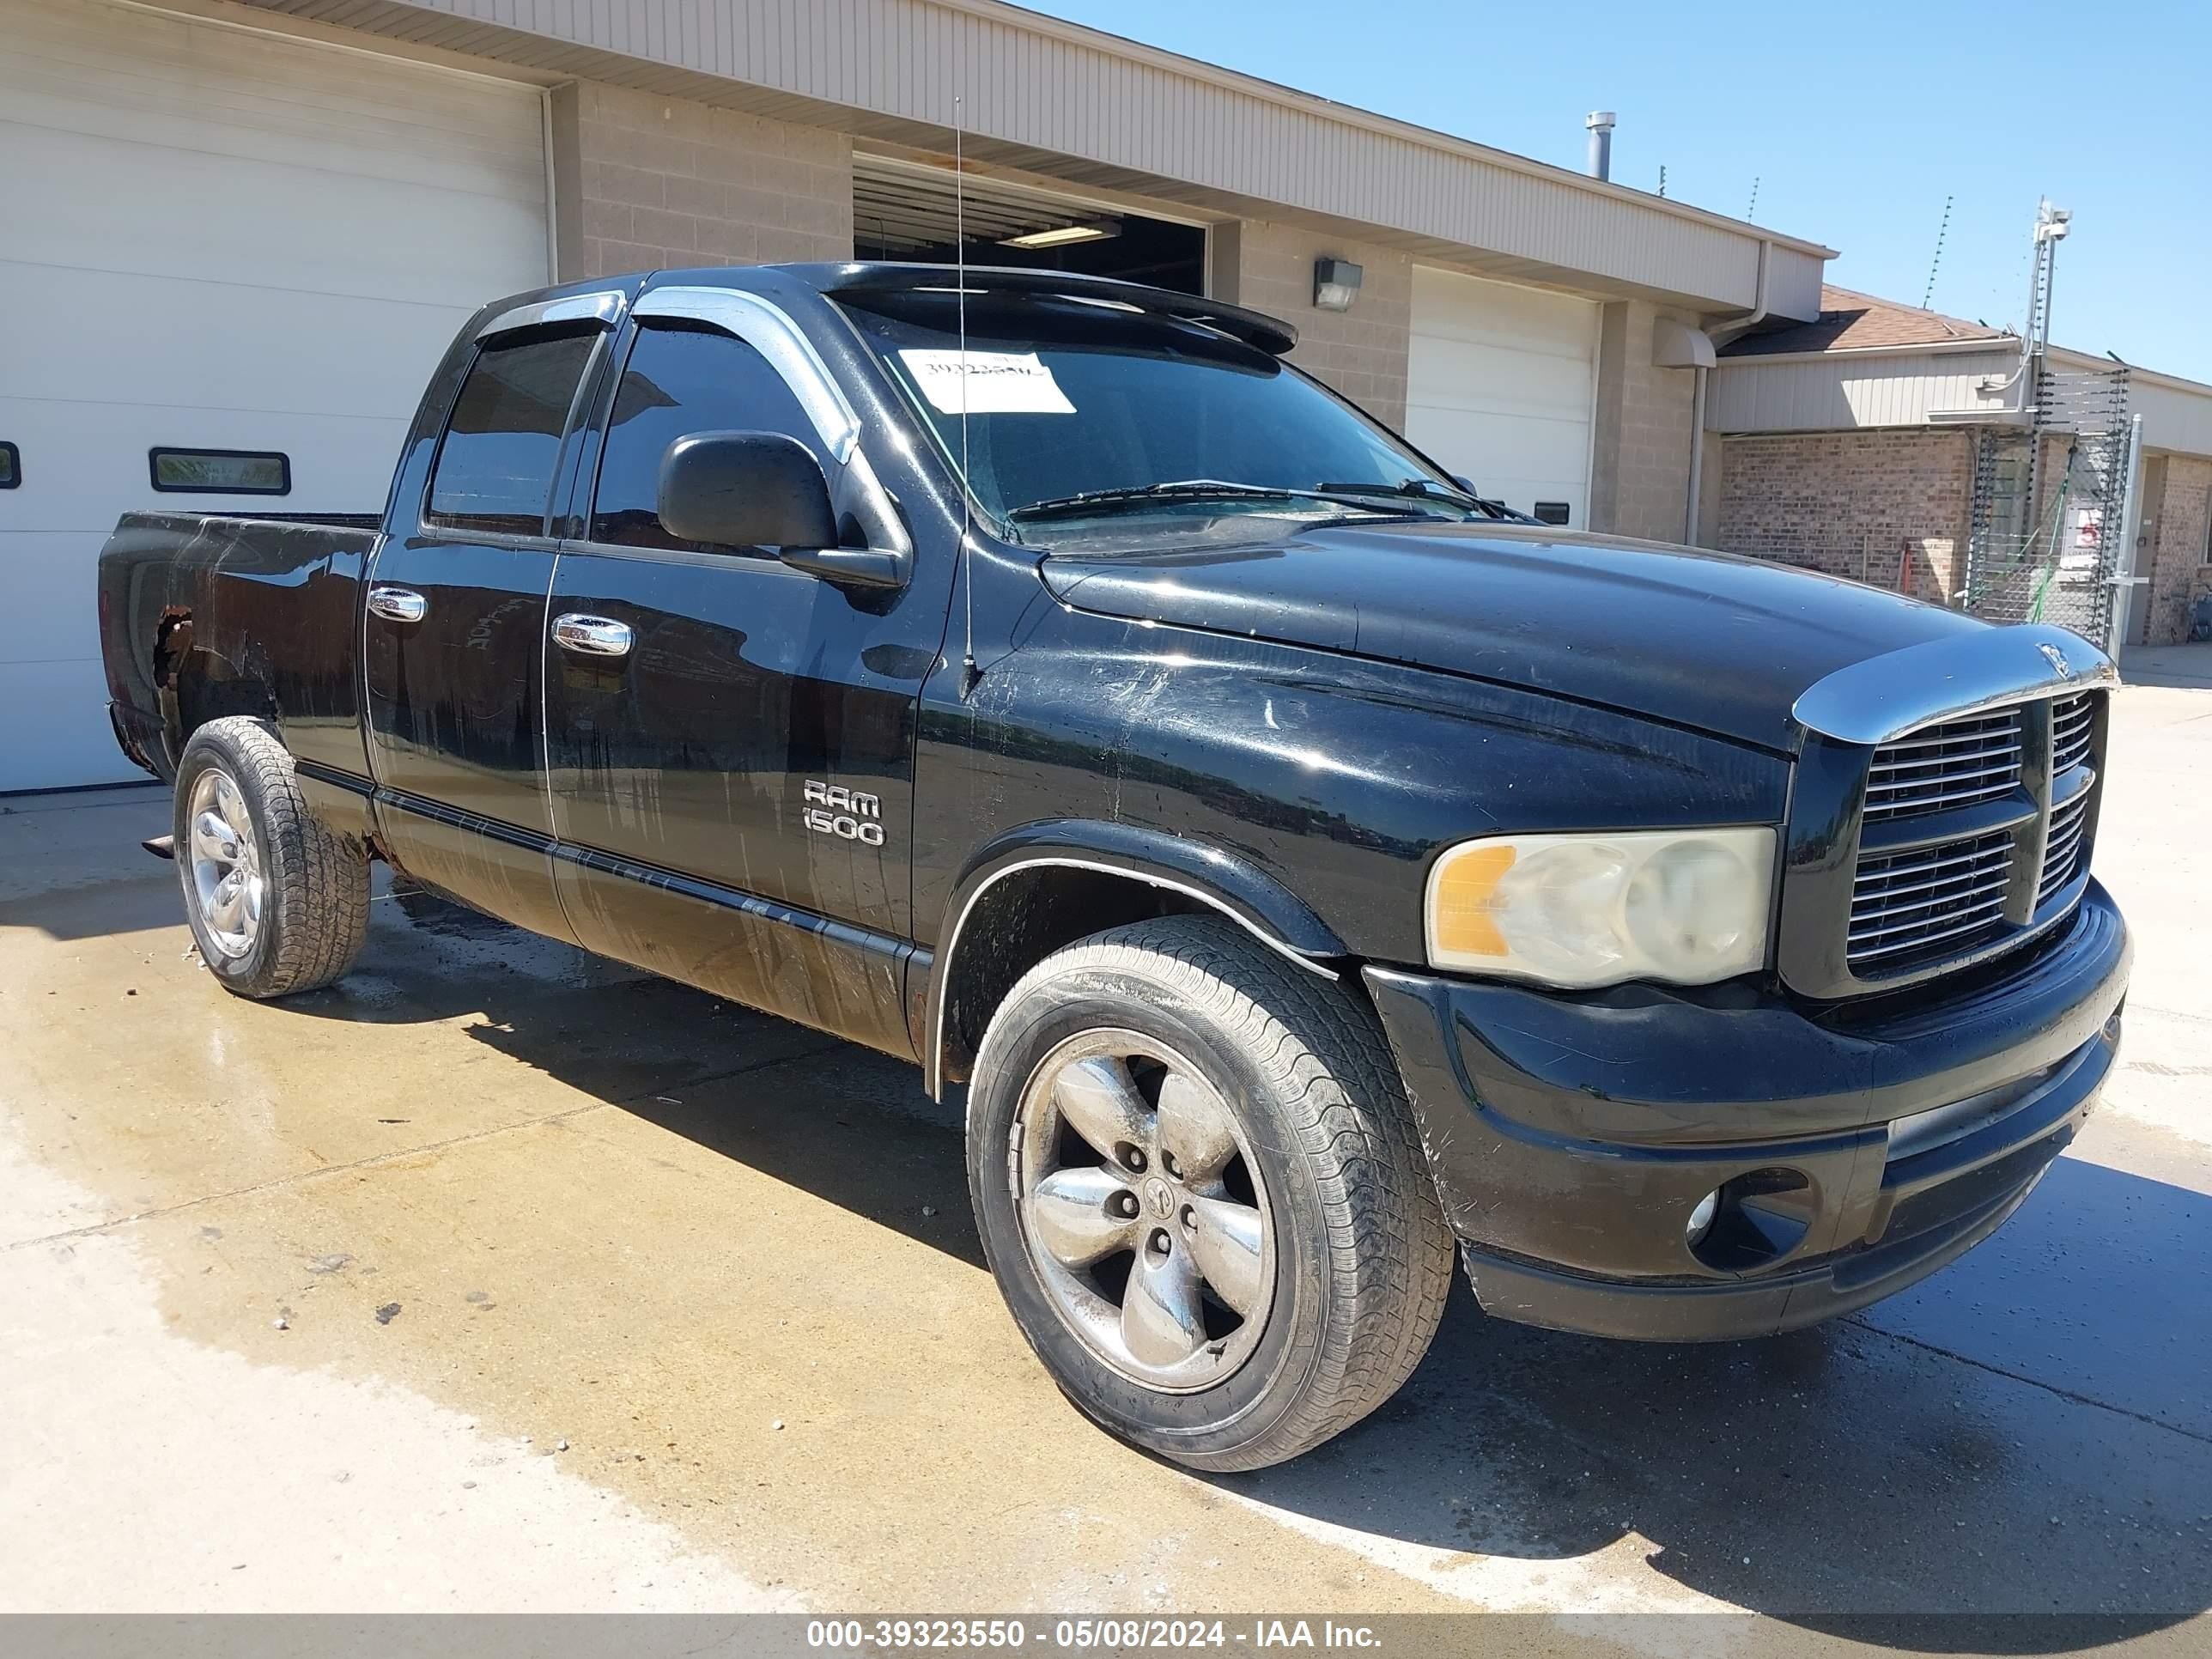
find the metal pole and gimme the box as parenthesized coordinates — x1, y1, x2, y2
(2106, 412, 2147, 657)
(1585, 112, 1614, 181)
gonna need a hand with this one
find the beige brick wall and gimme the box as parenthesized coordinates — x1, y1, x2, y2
(1712, 428, 1975, 603)
(1588, 301, 1699, 544)
(1216, 222, 1411, 429)
(2142, 455, 2212, 646)
(550, 82, 851, 279)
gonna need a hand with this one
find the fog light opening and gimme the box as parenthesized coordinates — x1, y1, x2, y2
(1687, 1168, 1815, 1272)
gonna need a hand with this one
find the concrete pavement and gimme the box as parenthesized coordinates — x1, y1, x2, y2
(3, 687, 2208, 1645)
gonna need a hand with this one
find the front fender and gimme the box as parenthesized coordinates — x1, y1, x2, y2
(920, 819, 1347, 1097)
(950, 820, 1347, 959)
(914, 615, 1792, 971)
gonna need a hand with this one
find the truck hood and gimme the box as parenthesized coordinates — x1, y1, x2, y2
(1037, 520, 1993, 751)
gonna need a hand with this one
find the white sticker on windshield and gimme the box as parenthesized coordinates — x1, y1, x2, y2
(898, 349, 1076, 416)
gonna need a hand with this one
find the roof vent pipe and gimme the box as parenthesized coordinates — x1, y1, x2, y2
(1585, 111, 1615, 182)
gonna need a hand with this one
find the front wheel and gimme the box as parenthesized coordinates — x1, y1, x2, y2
(173, 717, 369, 999)
(966, 917, 1455, 1471)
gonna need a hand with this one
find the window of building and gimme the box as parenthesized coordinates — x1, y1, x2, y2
(590, 322, 826, 553)
(1532, 501, 1571, 526)
(149, 447, 289, 495)
(426, 330, 599, 536)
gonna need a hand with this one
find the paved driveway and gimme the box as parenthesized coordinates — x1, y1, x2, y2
(3, 685, 2208, 1648)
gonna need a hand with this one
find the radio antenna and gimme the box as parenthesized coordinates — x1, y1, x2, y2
(955, 92, 981, 700)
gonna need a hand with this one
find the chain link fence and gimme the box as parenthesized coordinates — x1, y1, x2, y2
(1963, 368, 2132, 641)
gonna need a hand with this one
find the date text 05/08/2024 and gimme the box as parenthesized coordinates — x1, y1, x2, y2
(805, 1620, 1382, 1650)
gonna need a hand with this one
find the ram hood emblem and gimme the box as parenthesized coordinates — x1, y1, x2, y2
(2038, 641, 2075, 679)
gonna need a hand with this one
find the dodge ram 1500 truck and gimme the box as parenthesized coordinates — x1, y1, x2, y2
(99, 264, 2131, 1471)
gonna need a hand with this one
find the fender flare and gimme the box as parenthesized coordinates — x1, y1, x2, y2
(921, 819, 1347, 1098)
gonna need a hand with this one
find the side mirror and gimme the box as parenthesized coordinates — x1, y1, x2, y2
(659, 430, 837, 551)
(656, 430, 910, 592)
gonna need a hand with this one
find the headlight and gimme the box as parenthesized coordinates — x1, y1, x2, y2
(1425, 827, 1776, 989)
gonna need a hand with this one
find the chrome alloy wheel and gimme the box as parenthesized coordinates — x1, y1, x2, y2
(186, 767, 264, 959)
(1014, 1030, 1276, 1393)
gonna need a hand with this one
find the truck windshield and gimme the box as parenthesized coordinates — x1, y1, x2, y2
(835, 288, 1480, 530)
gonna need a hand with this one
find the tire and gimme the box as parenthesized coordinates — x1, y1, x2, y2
(173, 717, 369, 999)
(966, 915, 1455, 1471)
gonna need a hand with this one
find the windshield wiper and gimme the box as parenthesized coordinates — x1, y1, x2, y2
(1313, 478, 1535, 522)
(1006, 479, 1425, 523)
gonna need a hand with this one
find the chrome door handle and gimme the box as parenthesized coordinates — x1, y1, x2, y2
(366, 586, 428, 624)
(551, 613, 634, 658)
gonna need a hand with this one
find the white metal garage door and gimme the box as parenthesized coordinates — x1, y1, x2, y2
(1404, 267, 1598, 529)
(0, 0, 550, 792)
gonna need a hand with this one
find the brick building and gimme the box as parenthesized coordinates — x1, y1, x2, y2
(1705, 287, 2212, 647)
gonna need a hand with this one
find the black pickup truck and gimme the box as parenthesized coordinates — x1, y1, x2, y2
(99, 264, 2130, 1471)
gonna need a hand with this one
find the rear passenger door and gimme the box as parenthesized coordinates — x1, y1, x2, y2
(543, 287, 939, 1055)
(363, 309, 612, 939)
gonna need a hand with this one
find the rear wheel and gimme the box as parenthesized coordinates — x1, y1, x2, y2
(174, 717, 369, 998)
(966, 916, 1454, 1471)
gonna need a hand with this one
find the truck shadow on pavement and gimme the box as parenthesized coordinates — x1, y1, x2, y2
(1225, 1149, 2212, 1638)
(106, 885, 2212, 1642)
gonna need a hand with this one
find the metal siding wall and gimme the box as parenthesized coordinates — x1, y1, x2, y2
(1765, 246, 1825, 322)
(1708, 350, 2020, 433)
(2123, 379, 2212, 459)
(270, 0, 1799, 312)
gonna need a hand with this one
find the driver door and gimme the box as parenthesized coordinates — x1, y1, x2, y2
(544, 289, 939, 1056)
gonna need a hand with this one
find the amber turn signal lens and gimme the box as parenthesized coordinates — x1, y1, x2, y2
(1427, 842, 1516, 958)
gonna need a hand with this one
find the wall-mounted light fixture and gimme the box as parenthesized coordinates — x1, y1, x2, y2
(1313, 257, 1363, 312)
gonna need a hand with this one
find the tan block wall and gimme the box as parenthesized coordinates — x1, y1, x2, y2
(1712, 428, 1975, 603)
(550, 82, 852, 279)
(1588, 301, 1699, 544)
(1217, 222, 1411, 429)
(2142, 456, 2212, 646)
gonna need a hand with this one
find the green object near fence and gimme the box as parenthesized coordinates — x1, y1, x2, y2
(2027, 470, 2073, 623)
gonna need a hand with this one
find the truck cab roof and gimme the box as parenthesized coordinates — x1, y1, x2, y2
(471, 262, 1300, 357)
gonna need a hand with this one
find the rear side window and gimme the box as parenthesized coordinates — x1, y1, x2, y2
(427, 330, 598, 536)
(590, 322, 826, 552)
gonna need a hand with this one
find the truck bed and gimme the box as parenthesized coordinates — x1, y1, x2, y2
(98, 510, 383, 785)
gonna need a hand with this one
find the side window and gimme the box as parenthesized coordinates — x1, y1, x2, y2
(426, 329, 598, 536)
(591, 322, 827, 552)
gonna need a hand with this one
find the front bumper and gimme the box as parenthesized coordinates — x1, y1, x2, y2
(1365, 881, 2131, 1342)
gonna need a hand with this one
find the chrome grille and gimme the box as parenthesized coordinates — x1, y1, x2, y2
(1863, 709, 2024, 822)
(1848, 830, 2013, 969)
(2051, 694, 2095, 774)
(2040, 789, 2091, 906)
(1796, 685, 2111, 995)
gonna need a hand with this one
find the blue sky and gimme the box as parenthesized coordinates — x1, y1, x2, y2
(1024, 0, 2212, 383)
